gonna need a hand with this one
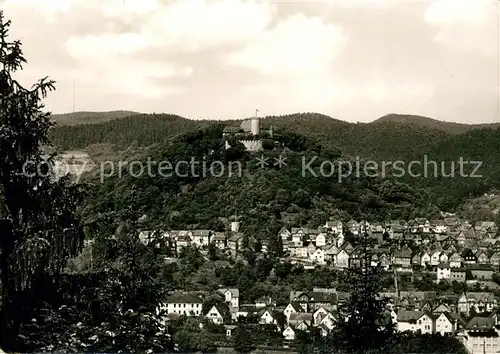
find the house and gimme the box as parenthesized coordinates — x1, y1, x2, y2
(431, 250, 442, 266)
(325, 220, 343, 234)
(323, 244, 339, 262)
(282, 326, 296, 340)
(312, 307, 332, 326)
(211, 232, 226, 250)
(475, 250, 490, 264)
(335, 249, 349, 268)
(432, 220, 448, 234)
(259, 309, 277, 325)
(420, 252, 431, 267)
(411, 253, 421, 267)
(218, 288, 239, 309)
(289, 313, 313, 328)
(191, 230, 212, 247)
(315, 233, 327, 247)
(255, 296, 275, 308)
(458, 292, 497, 314)
(437, 263, 451, 281)
(490, 251, 500, 266)
(160, 292, 203, 316)
(317, 311, 336, 331)
(175, 234, 192, 252)
(434, 312, 457, 335)
(432, 303, 451, 314)
(290, 290, 336, 312)
(284, 302, 304, 321)
(451, 268, 467, 282)
(227, 234, 244, 251)
(449, 252, 463, 268)
(310, 248, 326, 264)
(462, 316, 500, 354)
(393, 247, 412, 267)
(469, 264, 494, 280)
(462, 249, 477, 265)
(291, 228, 308, 246)
(224, 324, 236, 337)
(205, 305, 224, 324)
(397, 310, 434, 334)
(439, 252, 449, 264)
(279, 227, 291, 241)
(456, 232, 467, 246)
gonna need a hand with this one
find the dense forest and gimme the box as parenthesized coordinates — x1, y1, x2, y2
(50, 112, 500, 215)
(80, 123, 442, 242)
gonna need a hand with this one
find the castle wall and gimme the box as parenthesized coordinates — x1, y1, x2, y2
(241, 140, 263, 152)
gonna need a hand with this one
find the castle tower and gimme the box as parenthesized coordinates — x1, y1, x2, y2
(251, 109, 260, 136)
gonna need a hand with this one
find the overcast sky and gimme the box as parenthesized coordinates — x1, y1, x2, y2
(2, 0, 499, 123)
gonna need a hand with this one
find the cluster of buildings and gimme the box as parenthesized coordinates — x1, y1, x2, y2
(138, 217, 500, 353)
(157, 285, 500, 353)
(139, 217, 499, 277)
(279, 218, 499, 274)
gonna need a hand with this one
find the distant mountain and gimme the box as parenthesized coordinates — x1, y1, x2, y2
(51, 111, 140, 126)
(373, 113, 500, 135)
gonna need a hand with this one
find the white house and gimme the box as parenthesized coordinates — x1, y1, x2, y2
(435, 312, 456, 335)
(439, 253, 449, 264)
(284, 303, 303, 322)
(218, 288, 239, 309)
(191, 230, 212, 247)
(420, 252, 431, 267)
(449, 252, 463, 268)
(462, 316, 500, 354)
(431, 251, 442, 266)
(315, 233, 327, 247)
(160, 292, 203, 316)
(205, 305, 224, 324)
(437, 263, 451, 281)
(283, 326, 295, 340)
(397, 310, 434, 334)
(312, 307, 330, 326)
(279, 227, 291, 240)
(335, 250, 349, 268)
(259, 309, 277, 325)
(310, 249, 326, 264)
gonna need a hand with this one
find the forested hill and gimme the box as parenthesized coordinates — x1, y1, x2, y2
(51, 110, 139, 125)
(373, 113, 500, 135)
(83, 124, 438, 240)
(50, 112, 500, 213)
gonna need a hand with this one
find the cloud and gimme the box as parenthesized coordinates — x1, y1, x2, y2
(227, 13, 348, 75)
(424, 0, 499, 56)
(0, 0, 497, 123)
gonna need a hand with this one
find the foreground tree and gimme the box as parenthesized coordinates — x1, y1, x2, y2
(0, 11, 85, 350)
(16, 229, 173, 353)
(330, 222, 394, 353)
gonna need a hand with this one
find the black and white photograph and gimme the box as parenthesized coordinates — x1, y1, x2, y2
(0, 0, 499, 353)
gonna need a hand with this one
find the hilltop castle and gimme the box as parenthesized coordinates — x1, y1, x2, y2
(222, 112, 273, 152)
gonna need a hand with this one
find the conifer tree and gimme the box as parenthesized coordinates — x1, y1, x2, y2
(0, 11, 84, 350)
(331, 221, 394, 353)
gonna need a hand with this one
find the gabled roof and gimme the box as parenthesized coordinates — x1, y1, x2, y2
(466, 316, 496, 331)
(166, 292, 203, 304)
(397, 310, 434, 322)
(286, 302, 304, 313)
(218, 288, 239, 298)
(192, 230, 212, 236)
